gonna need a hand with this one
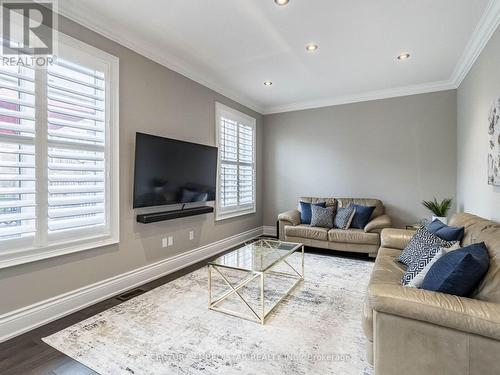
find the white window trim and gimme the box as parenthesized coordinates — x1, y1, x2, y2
(215, 102, 256, 221)
(0, 32, 119, 269)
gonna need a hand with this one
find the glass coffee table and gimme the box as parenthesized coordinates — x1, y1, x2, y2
(208, 239, 304, 325)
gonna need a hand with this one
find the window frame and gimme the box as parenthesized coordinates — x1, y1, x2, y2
(0, 32, 119, 269)
(215, 102, 256, 221)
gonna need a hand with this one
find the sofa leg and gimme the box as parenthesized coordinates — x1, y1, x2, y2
(368, 253, 377, 259)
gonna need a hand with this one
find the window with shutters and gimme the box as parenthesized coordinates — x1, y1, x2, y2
(215, 103, 256, 220)
(0, 33, 119, 268)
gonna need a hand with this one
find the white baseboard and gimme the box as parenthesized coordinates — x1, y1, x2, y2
(263, 225, 277, 237)
(0, 226, 264, 343)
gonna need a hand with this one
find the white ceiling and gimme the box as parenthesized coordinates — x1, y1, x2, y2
(59, 0, 499, 114)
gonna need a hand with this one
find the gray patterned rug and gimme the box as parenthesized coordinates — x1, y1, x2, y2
(43, 252, 374, 375)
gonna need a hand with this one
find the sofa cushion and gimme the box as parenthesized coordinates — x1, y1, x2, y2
(328, 228, 380, 245)
(310, 205, 335, 228)
(299, 197, 337, 208)
(299, 201, 326, 224)
(369, 247, 405, 285)
(397, 227, 455, 266)
(422, 242, 490, 297)
(449, 213, 500, 303)
(405, 243, 462, 288)
(350, 204, 376, 229)
(284, 225, 328, 241)
(426, 219, 465, 242)
(338, 198, 384, 219)
(334, 206, 356, 229)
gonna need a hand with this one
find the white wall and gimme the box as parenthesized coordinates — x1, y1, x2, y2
(457, 26, 500, 221)
(263, 91, 458, 228)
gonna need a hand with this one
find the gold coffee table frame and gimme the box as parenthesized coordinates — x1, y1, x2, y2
(208, 239, 304, 325)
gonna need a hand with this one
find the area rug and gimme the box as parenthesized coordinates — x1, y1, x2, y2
(43, 252, 374, 375)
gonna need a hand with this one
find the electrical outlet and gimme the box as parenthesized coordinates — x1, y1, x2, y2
(162, 237, 168, 248)
(168, 236, 173, 246)
(189, 231, 194, 240)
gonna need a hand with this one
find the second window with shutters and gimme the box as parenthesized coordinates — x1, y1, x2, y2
(215, 103, 256, 220)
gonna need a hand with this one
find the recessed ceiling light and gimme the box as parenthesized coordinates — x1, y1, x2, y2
(397, 53, 410, 60)
(274, 0, 290, 5)
(306, 43, 319, 52)
(264, 81, 273, 86)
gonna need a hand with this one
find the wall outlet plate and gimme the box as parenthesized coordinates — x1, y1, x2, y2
(168, 236, 173, 246)
(189, 231, 194, 240)
(162, 237, 168, 248)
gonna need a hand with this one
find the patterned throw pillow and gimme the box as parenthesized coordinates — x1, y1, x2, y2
(310, 205, 335, 228)
(397, 227, 455, 266)
(401, 242, 459, 285)
(334, 206, 356, 230)
(406, 243, 461, 288)
(299, 201, 326, 224)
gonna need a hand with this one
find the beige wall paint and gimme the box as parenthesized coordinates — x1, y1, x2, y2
(0, 15, 263, 314)
(457, 26, 500, 222)
(262, 91, 457, 228)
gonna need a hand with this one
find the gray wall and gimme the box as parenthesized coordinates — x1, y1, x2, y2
(263, 91, 457, 228)
(0, 15, 263, 314)
(457, 26, 500, 221)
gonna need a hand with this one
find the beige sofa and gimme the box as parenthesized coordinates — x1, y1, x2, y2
(278, 197, 392, 257)
(363, 213, 500, 375)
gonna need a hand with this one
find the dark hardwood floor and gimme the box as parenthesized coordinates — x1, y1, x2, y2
(0, 253, 217, 375)
(0, 241, 371, 375)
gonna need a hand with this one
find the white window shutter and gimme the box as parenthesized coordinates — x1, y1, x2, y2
(0, 66, 36, 242)
(47, 59, 107, 236)
(0, 32, 119, 269)
(215, 103, 256, 220)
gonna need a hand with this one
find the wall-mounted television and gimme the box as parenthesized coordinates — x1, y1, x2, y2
(133, 133, 217, 209)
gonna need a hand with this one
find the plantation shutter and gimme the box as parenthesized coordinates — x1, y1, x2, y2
(47, 59, 107, 237)
(216, 103, 256, 220)
(0, 66, 36, 245)
(219, 117, 238, 208)
(0, 32, 119, 268)
(238, 123, 254, 206)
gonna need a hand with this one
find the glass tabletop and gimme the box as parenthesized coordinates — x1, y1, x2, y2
(208, 239, 303, 272)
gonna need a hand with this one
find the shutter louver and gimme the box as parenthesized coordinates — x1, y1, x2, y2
(238, 123, 254, 205)
(0, 66, 36, 240)
(216, 105, 255, 219)
(47, 59, 106, 234)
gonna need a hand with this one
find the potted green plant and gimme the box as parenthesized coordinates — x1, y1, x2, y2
(422, 198, 453, 224)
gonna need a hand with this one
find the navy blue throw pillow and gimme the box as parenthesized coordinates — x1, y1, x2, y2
(349, 204, 376, 229)
(421, 242, 489, 297)
(426, 219, 465, 242)
(299, 201, 326, 224)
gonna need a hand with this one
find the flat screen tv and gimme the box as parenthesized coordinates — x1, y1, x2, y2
(133, 133, 218, 209)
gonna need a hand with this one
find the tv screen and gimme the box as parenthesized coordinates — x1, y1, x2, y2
(133, 133, 218, 209)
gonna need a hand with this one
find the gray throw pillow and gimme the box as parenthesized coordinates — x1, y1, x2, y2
(334, 206, 356, 230)
(310, 205, 335, 228)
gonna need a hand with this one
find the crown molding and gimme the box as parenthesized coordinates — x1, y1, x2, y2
(262, 80, 456, 115)
(450, 0, 500, 87)
(56, 7, 265, 114)
(263, 0, 500, 115)
(58, 1, 500, 116)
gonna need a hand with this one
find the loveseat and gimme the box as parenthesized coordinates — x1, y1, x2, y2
(278, 197, 392, 257)
(363, 213, 500, 375)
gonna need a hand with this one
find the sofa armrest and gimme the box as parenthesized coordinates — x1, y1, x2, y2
(364, 214, 392, 233)
(278, 210, 301, 226)
(380, 228, 414, 250)
(369, 283, 500, 341)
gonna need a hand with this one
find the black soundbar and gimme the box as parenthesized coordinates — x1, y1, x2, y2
(136, 206, 214, 224)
